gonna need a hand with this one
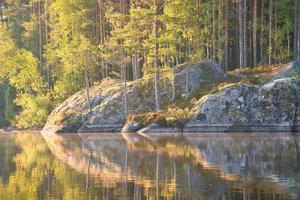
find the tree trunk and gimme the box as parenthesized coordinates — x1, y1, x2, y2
(224, 0, 229, 71)
(98, 0, 105, 44)
(185, 41, 191, 97)
(122, 62, 128, 115)
(38, 1, 43, 65)
(44, 0, 51, 89)
(260, 0, 265, 64)
(297, 0, 300, 61)
(135, 53, 140, 79)
(212, 0, 216, 63)
(132, 55, 136, 80)
(172, 68, 176, 102)
(84, 68, 92, 115)
(243, 0, 247, 66)
(239, 0, 244, 68)
(287, 31, 290, 62)
(154, 0, 161, 111)
(268, 0, 273, 65)
(0, 0, 3, 24)
(253, 0, 257, 67)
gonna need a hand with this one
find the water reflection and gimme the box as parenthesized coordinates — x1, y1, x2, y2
(0, 132, 299, 200)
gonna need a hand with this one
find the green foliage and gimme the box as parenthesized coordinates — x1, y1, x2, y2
(0, 83, 18, 127)
(127, 107, 192, 127)
(0, 0, 298, 129)
(0, 29, 52, 128)
(14, 92, 53, 128)
(227, 65, 275, 76)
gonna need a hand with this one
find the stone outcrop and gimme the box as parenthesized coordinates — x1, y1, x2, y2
(43, 60, 226, 133)
(43, 60, 300, 134)
(185, 62, 300, 132)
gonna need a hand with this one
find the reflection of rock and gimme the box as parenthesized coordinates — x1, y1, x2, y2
(42, 132, 299, 199)
(137, 123, 183, 140)
(186, 134, 300, 187)
(121, 121, 142, 133)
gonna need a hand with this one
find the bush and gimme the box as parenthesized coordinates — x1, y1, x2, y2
(227, 65, 275, 76)
(127, 107, 192, 127)
(14, 93, 54, 129)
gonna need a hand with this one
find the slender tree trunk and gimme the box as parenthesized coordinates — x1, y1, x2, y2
(253, 0, 257, 67)
(98, 0, 105, 44)
(268, 0, 273, 65)
(294, 0, 297, 59)
(287, 31, 290, 62)
(236, 3, 239, 66)
(132, 55, 137, 80)
(274, 0, 277, 63)
(44, 0, 51, 89)
(239, 0, 244, 68)
(297, 0, 300, 61)
(217, 0, 223, 66)
(120, 0, 128, 115)
(243, 0, 247, 66)
(185, 41, 191, 97)
(212, 0, 216, 62)
(144, 51, 148, 74)
(154, 0, 161, 111)
(135, 53, 140, 79)
(224, 0, 229, 71)
(38, 0, 43, 65)
(84, 68, 92, 115)
(123, 63, 128, 115)
(0, 1, 3, 25)
(260, 0, 265, 64)
(172, 68, 176, 102)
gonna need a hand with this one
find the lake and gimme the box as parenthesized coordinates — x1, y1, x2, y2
(0, 132, 299, 200)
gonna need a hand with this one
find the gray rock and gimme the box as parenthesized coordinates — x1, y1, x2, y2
(174, 60, 226, 93)
(43, 61, 225, 134)
(185, 62, 300, 132)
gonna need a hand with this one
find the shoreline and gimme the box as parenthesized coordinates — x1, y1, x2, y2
(41, 124, 300, 135)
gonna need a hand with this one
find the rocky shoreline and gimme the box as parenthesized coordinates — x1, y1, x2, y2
(42, 61, 300, 135)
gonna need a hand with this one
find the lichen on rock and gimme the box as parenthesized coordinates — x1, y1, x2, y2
(43, 60, 225, 133)
(185, 62, 300, 132)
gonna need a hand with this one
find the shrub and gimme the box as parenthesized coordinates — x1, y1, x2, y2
(127, 107, 192, 128)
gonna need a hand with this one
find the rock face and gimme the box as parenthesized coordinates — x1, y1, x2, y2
(43, 60, 225, 133)
(174, 61, 226, 93)
(185, 62, 300, 132)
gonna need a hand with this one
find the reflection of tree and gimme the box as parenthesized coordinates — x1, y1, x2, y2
(0, 133, 107, 200)
(0, 133, 50, 200)
(42, 132, 298, 200)
(0, 135, 18, 184)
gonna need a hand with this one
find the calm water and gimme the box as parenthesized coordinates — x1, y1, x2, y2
(0, 132, 299, 200)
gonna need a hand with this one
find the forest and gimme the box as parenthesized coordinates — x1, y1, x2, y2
(0, 0, 300, 128)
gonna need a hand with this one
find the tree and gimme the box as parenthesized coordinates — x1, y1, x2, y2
(295, 0, 300, 61)
(153, 0, 161, 111)
(268, 0, 273, 65)
(253, 0, 257, 66)
(239, 0, 244, 68)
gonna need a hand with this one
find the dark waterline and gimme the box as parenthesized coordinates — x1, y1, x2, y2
(0, 132, 299, 200)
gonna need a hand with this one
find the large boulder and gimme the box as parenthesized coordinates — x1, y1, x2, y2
(185, 62, 300, 132)
(43, 61, 225, 134)
(174, 60, 226, 93)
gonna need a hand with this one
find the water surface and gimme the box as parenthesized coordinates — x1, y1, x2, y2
(0, 132, 299, 200)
